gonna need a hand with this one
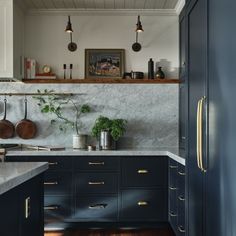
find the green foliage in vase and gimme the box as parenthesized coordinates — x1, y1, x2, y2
(92, 116, 127, 141)
(33, 89, 91, 134)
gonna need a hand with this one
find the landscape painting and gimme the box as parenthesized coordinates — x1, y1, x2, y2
(85, 49, 125, 79)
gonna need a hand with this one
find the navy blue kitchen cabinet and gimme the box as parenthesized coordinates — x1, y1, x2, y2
(183, 0, 236, 235)
(0, 175, 44, 236)
(168, 159, 186, 236)
(6, 155, 168, 229)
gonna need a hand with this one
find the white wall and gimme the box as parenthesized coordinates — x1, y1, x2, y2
(24, 13, 179, 79)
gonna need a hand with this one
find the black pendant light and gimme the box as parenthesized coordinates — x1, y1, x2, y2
(65, 16, 73, 33)
(136, 15, 144, 33)
(132, 15, 144, 52)
(65, 16, 77, 52)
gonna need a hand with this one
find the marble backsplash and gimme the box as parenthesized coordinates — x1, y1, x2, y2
(0, 82, 178, 149)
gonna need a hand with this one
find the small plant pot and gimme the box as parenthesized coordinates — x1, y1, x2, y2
(73, 134, 87, 149)
(99, 131, 116, 150)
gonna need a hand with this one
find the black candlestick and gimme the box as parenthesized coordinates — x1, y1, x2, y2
(70, 64, 73, 79)
(63, 64, 66, 79)
(148, 58, 154, 79)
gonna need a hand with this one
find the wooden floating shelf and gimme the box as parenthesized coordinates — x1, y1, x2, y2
(22, 78, 180, 84)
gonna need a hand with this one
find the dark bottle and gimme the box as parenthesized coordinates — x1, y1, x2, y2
(148, 58, 154, 79)
(156, 67, 165, 79)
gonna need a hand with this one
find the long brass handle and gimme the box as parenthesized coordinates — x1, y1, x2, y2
(48, 162, 58, 166)
(88, 161, 105, 165)
(88, 181, 105, 185)
(178, 226, 186, 233)
(199, 96, 207, 173)
(197, 98, 201, 170)
(44, 181, 58, 185)
(137, 201, 148, 206)
(25, 197, 30, 219)
(89, 204, 107, 209)
(137, 169, 149, 174)
(44, 205, 59, 210)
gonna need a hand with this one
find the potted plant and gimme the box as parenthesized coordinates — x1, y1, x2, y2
(34, 90, 91, 149)
(91, 116, 127, 150)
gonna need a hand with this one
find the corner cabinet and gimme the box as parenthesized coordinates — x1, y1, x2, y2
(6, 155, 168, 230)
(0, 0, 24, 80)
(0, 175, 44, 236)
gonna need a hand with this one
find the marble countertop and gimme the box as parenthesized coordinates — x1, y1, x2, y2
(0, 162, 48, 195)
(5, 147, 185, 166)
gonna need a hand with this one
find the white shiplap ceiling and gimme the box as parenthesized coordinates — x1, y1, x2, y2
(19, 0, 179, 10)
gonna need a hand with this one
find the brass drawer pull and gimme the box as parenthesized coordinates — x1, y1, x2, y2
(88, 181, 105, 185)
(137, 169, 149, 174)
(44, 205, 59, 210)
(25, 197, 31, 219)
(178, 171, 186, 176)
(178, 196, 185, 201)
(178, 226, 186, 233)
(169, 186, 177, 190)
(169, 165, 178, 169)
(169, 212, 177, 217)
(137, 201, 148, 206)
(44, 181, 58, 185)
(89, 204, 107, 209)
(48, 162, 58, 166)
(88, 162, 105, 165)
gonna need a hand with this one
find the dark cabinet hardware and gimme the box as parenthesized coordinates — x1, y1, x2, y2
(169, 186, 177, 190)
(178, 196, 185, 201)
(44, 205, 60, 211)
(48, 162, 58, 166)
(169, 165, 178, 169)
(88, 181, 105, 185)
(169, 212, 177, 217)
(44, 181, 58, 185)
(88, 204, 107, 209)
(88, 161, 105, 165)
(178, 226, 186, 233)
(178, 171, 186, 176)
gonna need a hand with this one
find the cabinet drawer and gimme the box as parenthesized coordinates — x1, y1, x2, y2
(121, 157, 167, 187)
(120, 189, 167, 221)
(75, 156, 119, 171)
(44, 196, 72, 223)
(73, 195, 118, 220)
(28, 156, 72, 171)
(44, 172, 72, 195)
(75, 173, 118, 194)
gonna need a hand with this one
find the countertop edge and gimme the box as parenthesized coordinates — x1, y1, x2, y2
(0, 162, 48, 195)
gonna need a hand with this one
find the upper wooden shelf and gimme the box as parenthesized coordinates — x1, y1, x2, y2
(22, 78, 180, 84)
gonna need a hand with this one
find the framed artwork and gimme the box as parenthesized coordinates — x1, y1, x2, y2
(85, 49, 125, 79)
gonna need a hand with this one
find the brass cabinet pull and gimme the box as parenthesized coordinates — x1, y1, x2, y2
(178, 226, 186, 233)
(25, 197, 31, 219)
(178, 171, 186, 176)
(88, 161, 105, 165)
(169, 186, 177, 190)
(44, 205, 59, 210)
(178, 196, 185, 201)
(88, 181, 105, 185)
(169, 165, 178, 169)
(197, 96, 207, 173)
(89, 204, 107, 209)
(137, 169, 149, 174)
(44, 181, 58, 185)
(169, 212, 177, 217)
(48, 162, 58, 166)
(137, 201, 148, 206)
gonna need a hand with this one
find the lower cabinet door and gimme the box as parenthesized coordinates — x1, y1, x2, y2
(73, 195, 118, 221)
(44, 196, 72, 224)
(120, 189, 167, 221)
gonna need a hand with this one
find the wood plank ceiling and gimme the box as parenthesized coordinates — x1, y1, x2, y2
(21, 0, 179, 9)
